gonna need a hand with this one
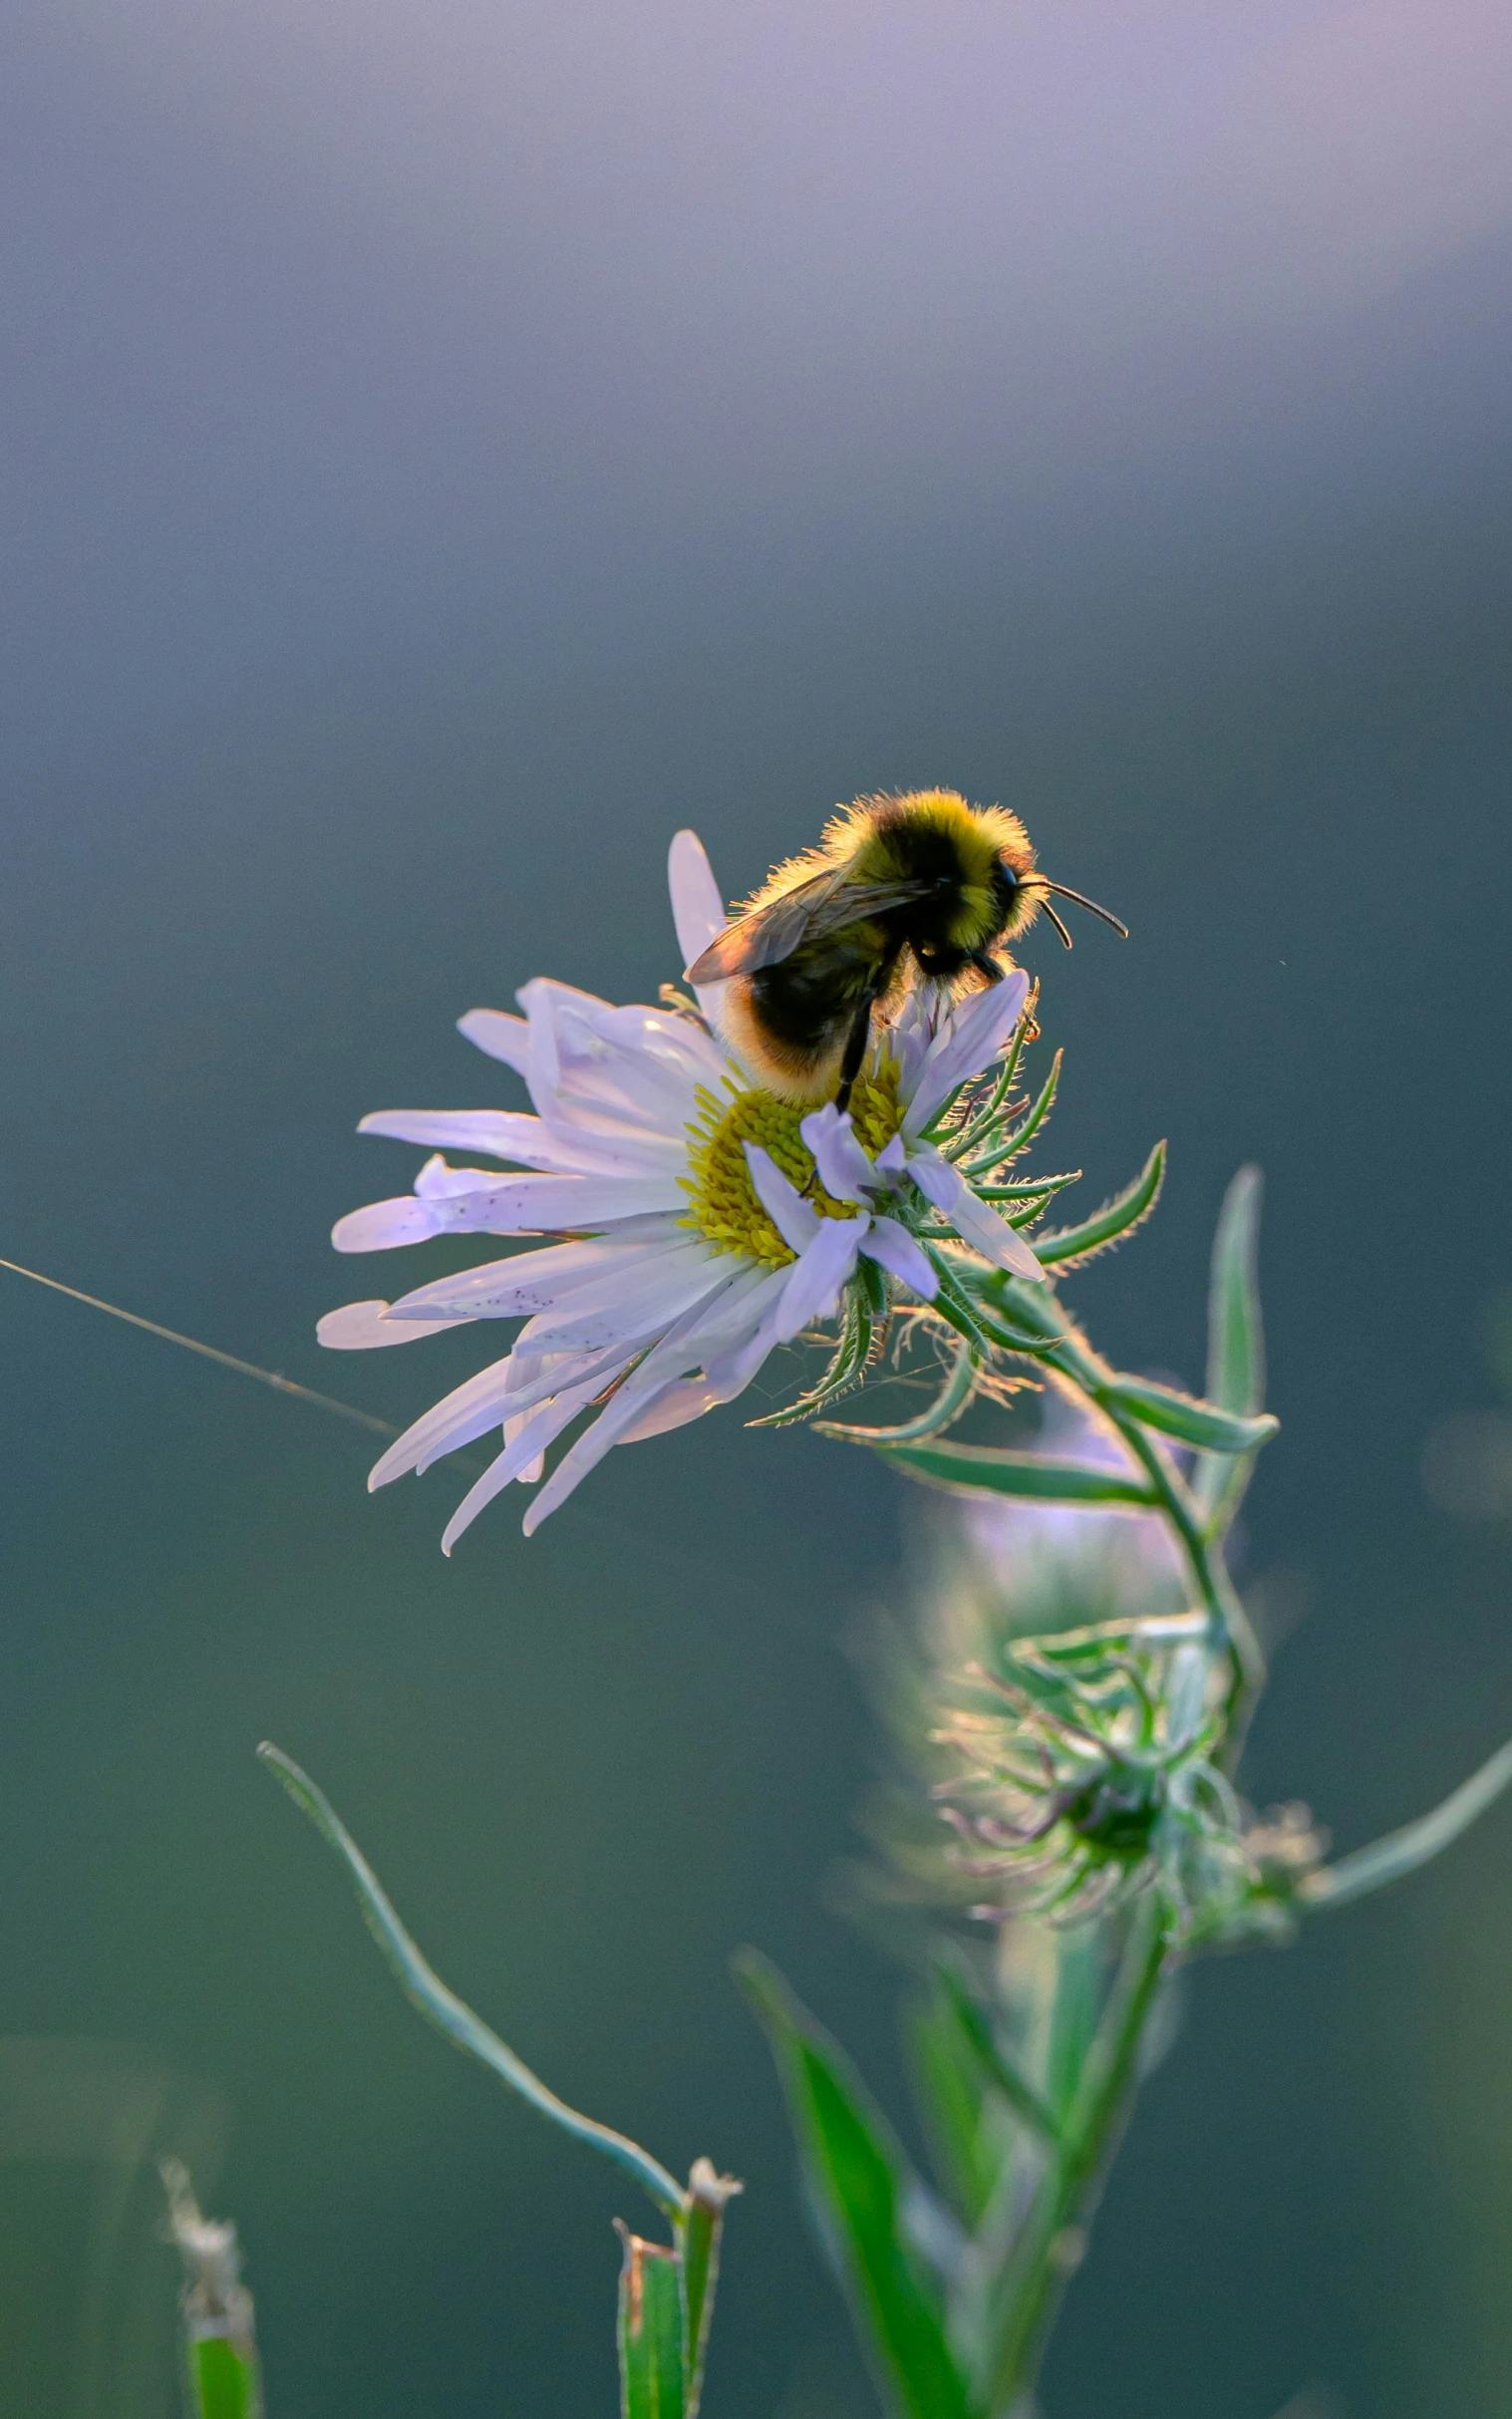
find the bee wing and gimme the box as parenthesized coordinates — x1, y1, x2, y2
(687, 871, 932, 982)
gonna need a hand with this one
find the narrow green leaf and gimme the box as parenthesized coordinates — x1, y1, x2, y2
(1102, 1372, 1278, 1456)
(931, 1965, 1059, 2151)
(1192, 1166, 1266, 1529)
(616, 2227, 685, 2419)
(736, 1951, 975, 2419)
(258, 1743, 684, 2218)
(905, 1985, 1004, 2233)
(679, 2160, 741, 2417)
(881, 1439, 1156, 1505)
(965, 1049, 1062, 1172)
(1029, 1141, 1165, 1270)
(1302, 1737, 1512, 1912)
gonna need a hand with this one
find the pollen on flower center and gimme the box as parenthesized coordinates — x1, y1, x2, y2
(681, 1065, 902, 1264)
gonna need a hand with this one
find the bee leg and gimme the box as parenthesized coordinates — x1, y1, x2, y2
(969, 951, 1005, 986)
(833, 989, 880, 1116)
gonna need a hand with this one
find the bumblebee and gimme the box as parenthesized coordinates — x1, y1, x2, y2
(686, 788, 1125, 1112)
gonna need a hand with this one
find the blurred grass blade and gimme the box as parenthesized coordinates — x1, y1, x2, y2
(736, 1951, 975, 2419)
(1192, 1166, 1266, 1531)
(186, 2338, 262, 2419)
(1029, 1141, 1165, 1270)
(616, 2226, 685, 2419)
(680, 2160, 741, 2416)
(259, 1743, 684, 2217)
(1103, 1372, 1278, 1455)
(882, 1439, 1156, 1505)
(161, 2162, 263, 2419)
(1302, 1736, 1512, 1911)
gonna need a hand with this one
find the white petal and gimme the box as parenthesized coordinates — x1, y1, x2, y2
(368, 1344, 624, 1487)
(860, 1215, 939, 1298)
(905, 970, 1030, 1134)
(382, 1227, 691, 1321)
(441, 1382, 602, 1554)
(414, 1155, 498, 1199)
(669, 830, 727, 973)
(521, 1257, 730, 1356)
(799, 1104, 877, 1205)
(318, 1300, 468, 1349)
(774, 1215, 867, 1341)
(912, 1148, 1046, 1282)
(333, 1196, 448, 1253)
(359, 1108, 634, 1176)
(457, 1008, 530, 1069)
(416, 1172, 689, 1234)
(744, 1142, 821, 1253)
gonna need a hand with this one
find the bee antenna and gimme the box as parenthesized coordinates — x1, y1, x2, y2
(1038, 880, 1129, 939)
(1042, 899, 1074, 949)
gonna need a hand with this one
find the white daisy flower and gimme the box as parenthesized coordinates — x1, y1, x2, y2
(319, 831, 1046, 1550)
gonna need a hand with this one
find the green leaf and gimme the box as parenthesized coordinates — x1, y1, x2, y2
(1191, 1165, 1267, 1530)
(930, 1965, 1059, 2152)
(905, 1984, 1005, 2233)
(616, 2227, 685, 2419)
(881, 1439, 1157, 1506)
(258, 1743, 684, 2217)
(1302, 1737, 1512, 1912)
(1102, 1372, 1278, 1456)
(1028, 1141, 1165, 1271)
(679, 2160, 740, 2417)
(736, 1951, 975, 2419)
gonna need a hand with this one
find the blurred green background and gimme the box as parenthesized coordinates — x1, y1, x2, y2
(2, 3, 1511, 2412)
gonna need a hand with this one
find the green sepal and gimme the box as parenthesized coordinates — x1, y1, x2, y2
(957, 1051, 1062, 1176)
(736, 1951, 975, 2419)
(1102, 1371, 1278, 1456)
(185, 2338, 262, 2419)
(1302, 1736, 1512, 1912)
(817, 1342, 977, 1445)
(749, 1284, 876, 1428)
(617, 2227, 685, 2419)
(258, 1743, 684, 2217)
(1029, 1141, 1165, 1270)
(1191, 1166, 1267, 1532)
(964, 1169, 1080, 1205)
(880, 1438, 1157, 1506)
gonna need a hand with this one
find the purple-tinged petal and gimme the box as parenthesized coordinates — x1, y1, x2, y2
(774, 1215, 868, 1341)
(456, 1009, 530, 1070)
(860, 1215, 938, 1298)
(905, 970, 1030, 1134)
(800, 1104, 878, 1204)
(913, 1149, 1046, 1281)
(744, 1142, 822, 1254)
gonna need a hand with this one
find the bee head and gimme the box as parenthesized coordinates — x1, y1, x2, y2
(991, 839, 1042, 941)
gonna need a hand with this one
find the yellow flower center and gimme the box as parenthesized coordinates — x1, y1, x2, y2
(681, 1064, 903, 1265)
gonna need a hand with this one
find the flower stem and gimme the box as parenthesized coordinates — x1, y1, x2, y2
(986, 1900, 1171, 2413)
